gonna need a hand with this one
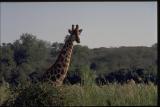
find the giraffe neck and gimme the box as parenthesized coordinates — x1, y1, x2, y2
(55, 37, 74, 74)
(43, 36, 74, 86)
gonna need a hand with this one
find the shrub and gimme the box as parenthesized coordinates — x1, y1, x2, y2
(10, 82, 64, 106)
(0, 82, 11, 106)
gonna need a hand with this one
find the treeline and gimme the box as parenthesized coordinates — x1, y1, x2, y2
(0, 33, 157, 86)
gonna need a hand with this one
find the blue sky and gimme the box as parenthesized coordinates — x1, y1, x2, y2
(0, 2, 157, 48)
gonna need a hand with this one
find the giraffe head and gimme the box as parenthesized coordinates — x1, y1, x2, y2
(68, 24, 82, 43)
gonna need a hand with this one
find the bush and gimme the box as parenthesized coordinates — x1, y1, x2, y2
(79, 65, 96, 86)
(10, 82, 64, 106)
(0, 82, 11, 106)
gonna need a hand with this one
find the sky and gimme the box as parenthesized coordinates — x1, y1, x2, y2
(0, 2, 157, 48)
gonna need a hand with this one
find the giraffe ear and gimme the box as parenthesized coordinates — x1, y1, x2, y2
(68, 29, 72, 34)
(79, 29, 82, 34)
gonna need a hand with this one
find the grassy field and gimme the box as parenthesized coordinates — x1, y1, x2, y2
(0, 81, 157, 106)
(62, 83, 157, 106)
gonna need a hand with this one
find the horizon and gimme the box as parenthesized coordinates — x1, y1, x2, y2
(0, 2, 157, 48)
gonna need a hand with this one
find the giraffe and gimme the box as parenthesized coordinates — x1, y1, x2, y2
(42, 24, 82, 86)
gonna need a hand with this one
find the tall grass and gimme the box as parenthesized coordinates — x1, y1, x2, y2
(0, 82, 157, 106)
(65, 66, 157, 106)
(61, 83, 157, 106)
(62, 67, 157, 106)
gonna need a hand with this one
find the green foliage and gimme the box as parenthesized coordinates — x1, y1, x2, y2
(91, 46, 157, 75)
(69, 45, 91, 75)
(14, 33, 50, 73)
(1, 33, 51, 86)
(8, 82, 63, 106)
(0, 80, 11, 106)
(79, 65, 96, 86)
(0, 43, 16, 81)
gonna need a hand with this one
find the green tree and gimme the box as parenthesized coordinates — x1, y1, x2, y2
(0, 43, 16, 82)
